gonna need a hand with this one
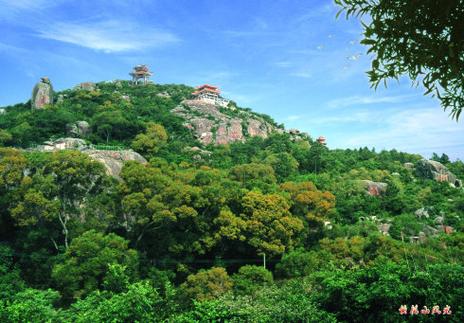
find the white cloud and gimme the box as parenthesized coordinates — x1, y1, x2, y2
(37, 20, 179, 53)
(342, 107, 464, 159)
(327, 94, 415, 108)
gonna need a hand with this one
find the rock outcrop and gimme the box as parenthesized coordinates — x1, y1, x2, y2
(84, 150, 147, 178)
(66, 121, 91, 138)
(32, 77, 53, 109)
(378, 223, 391, 235)
(359, 180, 388, 196)
(173, 100, 277, 145)
(40, 138, 87, 151)
(415, 159, 462, 187)
(414, 207, 431, 219)
(34, 138, 147, 178)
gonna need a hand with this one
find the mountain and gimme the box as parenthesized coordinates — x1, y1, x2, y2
(1, 77, 464, 322)
(0, 79, 309, 150)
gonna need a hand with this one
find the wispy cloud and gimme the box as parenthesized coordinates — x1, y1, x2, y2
(327, 94, 415, 108)
(37, 20, 180, 53)
(290, 70, 312, 78)
(0, 42, 28, 53)
(274, 61, 292, 68)
(342, 107, 464, 158)
(0, 0, 63, 19)
(0, 0, 53, 10)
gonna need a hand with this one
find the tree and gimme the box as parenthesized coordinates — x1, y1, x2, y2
(307, 142, 328, 173)
(281, 181, 336, 245)
(172, 280, 338, 323)
(1, 288, 60, 322)
(275, 249, 334, 278)
(131, 122, 168, 155)
(9, 122, 34, 147)
(216, 191, 304, 255)
(0, 244, 25, 302)
(263, 152, 299, 181)
(52, 230, 139, 301)
(229, 163, 276, 185)
(180, 267, 233, 302)
(431, 152, 450, 164)
(312, 258, 464, 322)
(336, 0, 464, 119)
(91, 110, 138, 143)
(0, 130, 12, 146)
(65, 281, 167, 323)
(0, 148, 27, 192)
(232, 265, 273, 295)
(10, 150, 107, 249)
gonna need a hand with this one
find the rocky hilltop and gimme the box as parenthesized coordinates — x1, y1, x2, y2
(13, 78, 306, 148)
(173, 99, 281, 145)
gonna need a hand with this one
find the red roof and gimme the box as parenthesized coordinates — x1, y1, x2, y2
(197, 84, 219, 90)
(194, 84, 220, 93)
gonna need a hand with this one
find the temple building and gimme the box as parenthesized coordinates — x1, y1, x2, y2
(192, 84, 229, 107)
(317, 136, 327, 145)
(130, 65, 152, 85)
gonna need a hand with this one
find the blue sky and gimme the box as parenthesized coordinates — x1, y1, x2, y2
(1, 0, 463, 160)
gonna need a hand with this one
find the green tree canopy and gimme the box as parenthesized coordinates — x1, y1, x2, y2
(336, 0, 464, 119)
(52, 230, 139, 301)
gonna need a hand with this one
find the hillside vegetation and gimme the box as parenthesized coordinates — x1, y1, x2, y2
(0, 81, 463, 322)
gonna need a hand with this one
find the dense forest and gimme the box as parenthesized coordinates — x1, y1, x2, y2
(0, 81, 463, 322)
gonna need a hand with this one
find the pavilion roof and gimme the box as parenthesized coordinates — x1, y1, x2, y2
(193, 84, 221, 95)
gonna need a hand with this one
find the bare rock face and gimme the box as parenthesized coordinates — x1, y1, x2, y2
(416, 159, 462, 187)
(34, 138, 147, 178)
(215, 124, 228, 145)
(173, 100, 276, 145)
(66, 121, 91, 138)
(378, 223, 391, 235)
(83, 150, 147, 178)
(415, 207, 431, 218)
(189, 118, 215, 145)
(247, 119, 269, 138)
(358, 180, 388, 196)
(32, 77, 53, 109)
(216, 119, 243, 145)
(40, 138, 87, 151)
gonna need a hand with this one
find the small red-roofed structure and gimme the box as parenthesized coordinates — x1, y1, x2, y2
(192, 84, 221, 95)
(192, 84, 229, 107)
(317, 136, 326, 145)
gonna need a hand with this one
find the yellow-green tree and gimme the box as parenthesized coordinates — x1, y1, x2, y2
(10, 150, 107, 249)
(180, 267, 233, 301)
(131, 122, 168, 155)
(216, 191, 304, 255)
